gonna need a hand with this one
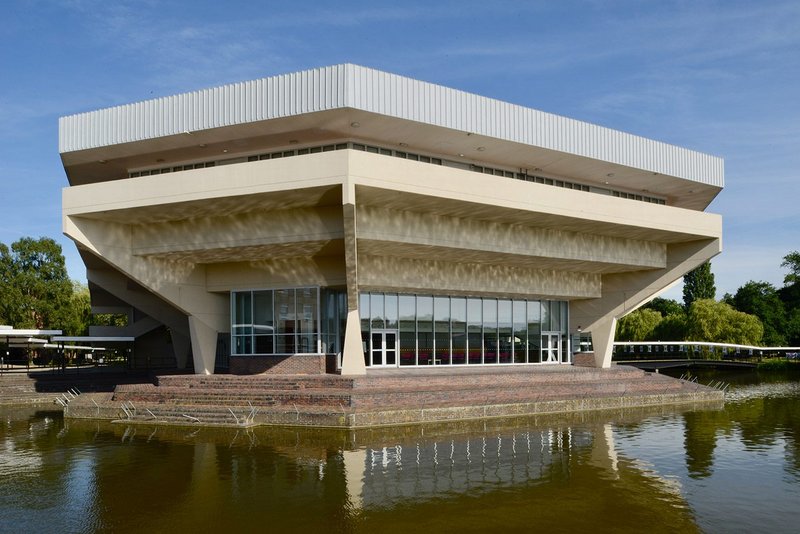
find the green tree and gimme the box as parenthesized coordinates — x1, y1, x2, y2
(0, 237, 73, 329)
(643, 297, 684, 318)
(616, 308, 663, 341)
(686, 299, 763, 345)
(730, 281, 786, 346)
(653, 313, 688, 341)
(778, 251, 800, 345)
(683, 262, 716, 310)
(781, 251, 800, 286)
(62, 282, 92, 336)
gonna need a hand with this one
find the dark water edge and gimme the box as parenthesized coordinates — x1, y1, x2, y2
(2, 370, 799, 533)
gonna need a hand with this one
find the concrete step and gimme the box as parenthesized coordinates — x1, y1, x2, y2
(113, 384, 354, 407)
(155, 374, 353, 390)
(110, 371, 691, 411)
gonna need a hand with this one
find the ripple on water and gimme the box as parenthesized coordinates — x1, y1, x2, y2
(724, 380, 800, 402)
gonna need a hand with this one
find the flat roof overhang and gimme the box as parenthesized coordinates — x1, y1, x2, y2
(60, 65, 722, 210)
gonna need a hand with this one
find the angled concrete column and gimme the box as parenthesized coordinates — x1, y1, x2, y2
(340, 181, 366, 376)
(572, 238, 721, 368)
(188, 316, 219, 375)
(67, 217, 229, 374)
(341, 310, 365, 375)
(589, 316, 617, 368)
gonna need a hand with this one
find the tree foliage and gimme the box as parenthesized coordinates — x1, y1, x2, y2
(0, 237, 73, 329)
(643, 297, 684, 318)
(731, 281, 786, 346)
(683, 262, 716, 310)
(0, 237, 95, 335)
(781, 251, 800, 286)
(616, 308, 663, 341)
(686, 299, 763, 345)
(653, 313, 687, 341)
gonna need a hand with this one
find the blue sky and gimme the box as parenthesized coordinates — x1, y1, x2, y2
(1, 0, 798, 300)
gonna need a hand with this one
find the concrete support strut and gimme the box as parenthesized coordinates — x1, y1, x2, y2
(340, 310, 366, 376)
(590, 316, 617, 368)
(340, 182, 366, 376)
(188, 316, 218, 375)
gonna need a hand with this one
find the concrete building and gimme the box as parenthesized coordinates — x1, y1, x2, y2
(59, 64, 722, 376)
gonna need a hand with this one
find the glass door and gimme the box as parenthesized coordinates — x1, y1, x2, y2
(370, 330, 398, 367)
(541, 332, 561, 363)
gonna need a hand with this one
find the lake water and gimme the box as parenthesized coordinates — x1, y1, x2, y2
(2, 370, 799, 533)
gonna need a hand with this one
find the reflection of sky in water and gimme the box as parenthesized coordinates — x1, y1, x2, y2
(612, 381, 800, 533)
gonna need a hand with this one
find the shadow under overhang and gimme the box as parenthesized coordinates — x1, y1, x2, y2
(61, 108, 721, 210)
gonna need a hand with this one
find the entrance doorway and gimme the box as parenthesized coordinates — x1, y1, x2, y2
(370, 330, 398, 367)
(541, 332, 562, 363)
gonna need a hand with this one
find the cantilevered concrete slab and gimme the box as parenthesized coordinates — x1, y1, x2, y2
(60, 65, 722, 375)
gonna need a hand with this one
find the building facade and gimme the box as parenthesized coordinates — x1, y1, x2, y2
(59, 64, 723, 375)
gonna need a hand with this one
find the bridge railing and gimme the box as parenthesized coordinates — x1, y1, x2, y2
(611, 341, 800, 362)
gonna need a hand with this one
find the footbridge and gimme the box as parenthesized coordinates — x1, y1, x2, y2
(612, 341, 800, 371)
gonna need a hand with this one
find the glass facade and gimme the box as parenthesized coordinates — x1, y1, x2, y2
(360, 292, 570, 367)
(231, 287, 569, 367)
(231, 287, 346, 355)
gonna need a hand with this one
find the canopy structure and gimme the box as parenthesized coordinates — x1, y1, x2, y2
(0, 327, 63, 338)
(52, 336, 135, 343)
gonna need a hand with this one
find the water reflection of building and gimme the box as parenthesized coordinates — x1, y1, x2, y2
(18, 411, 704, 532)
(351, 427, 582, 505)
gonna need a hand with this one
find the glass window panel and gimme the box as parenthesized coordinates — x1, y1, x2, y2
(232, 291, 252, 326)
(385, 294, 398, 329)
(385, 332, 397, 366)
(528, 301, 541, 363)
(451, 298, 466, 365)
(371, 332, 383, 366)
(253, 291, 273, 334)
(320, 289, 334, 338)
(275, 334, 296, 354)
(434, 296, 450, 332)
(513, 300, 527, 363)
(254, 335, 274, 354)
(434, 295, 450, 364)
(297, 288, 317, 335)
(550, 301, 561, 331)
(298, 334, 316, 354)
(560, 334, 569, 363)
(541, 300, 552, 332)
(483, 299, 498, 364)
(417, 296, 433, 365)
(359, 293, 370, 333)
(233, 335, 251, 355)
(399, 295, 416, 366)
(275, 289, 296, 335)
(370, 293, 385, 329)
(562, 302, 569, 335)
(467, 298, 482, 364)
(498, 300, 512, 364)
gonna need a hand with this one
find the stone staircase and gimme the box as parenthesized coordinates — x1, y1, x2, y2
(0, 369, 155, 406)
(0, 373, 61, 405)
(61, 365, 724, 427)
